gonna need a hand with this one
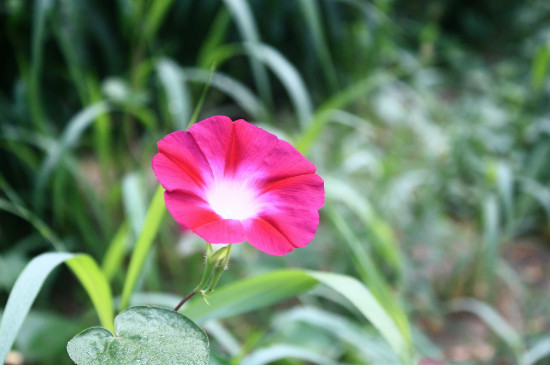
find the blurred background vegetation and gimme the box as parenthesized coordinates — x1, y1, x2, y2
(1, 0, 550, 364)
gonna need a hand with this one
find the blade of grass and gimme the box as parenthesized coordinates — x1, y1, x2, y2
(325, 176, 404, 283)
(35, 101, 111, 210)
(182, 269, 318, 322)
(101, 221, 130, 282)
(0, 252, 115, 363)
(182, 67, 266, 120)
(240, 344, 339, 365)
(223, 0, 273, 115)
(531, 43, 549, 95)
(29, 0, 54, 131)
(88, 76, 113, 182)
(308, 271, 412, 364)
(276, 306, 399, 364)
(298, 0, 339, 93)
(0, 198, 65, 252)
(521, 337, 550, 365)
(197, 8, 231, 69)
(187, 64, 215, 128)
(323, 201, 411, 349)
(65, 255, 115, 332)
(481, 195, 500, 298)
(119, 185, 167, 310)
(450, 298, 524, 361)
(0, 252, 73, 363)
(52, 0, 89, 104)
(142, 0, 175, 45)
(245, 42, 313, 128)
(296, 73, 393, 155)
(157, 58, 191, 130)
(122, 172, 147, 237)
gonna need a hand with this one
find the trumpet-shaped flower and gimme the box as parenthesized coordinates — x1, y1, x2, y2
(152, 116, 324, 255)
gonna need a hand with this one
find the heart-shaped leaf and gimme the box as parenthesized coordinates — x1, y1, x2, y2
(67, 306, 209, 364)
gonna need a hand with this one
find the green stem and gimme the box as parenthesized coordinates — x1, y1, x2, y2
(207, 244, 232, 292)
(173, 243, 232, 311)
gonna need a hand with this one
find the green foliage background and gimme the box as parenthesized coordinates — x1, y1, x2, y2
(1, 0, 550, 364)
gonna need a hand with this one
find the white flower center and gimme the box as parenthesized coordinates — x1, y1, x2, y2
(206, 179, 260, 220)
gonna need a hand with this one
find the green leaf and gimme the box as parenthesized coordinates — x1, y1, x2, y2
(66, 255, 115, 333)
(450, 298, 524, 360)
(182, 270, 318, 322)
(119, 185, 167, 310)
(0, 252, 114, 362)
(521, 336, 550, 365)
(182, 269, 412, 364)
(0, 253, 72, 363)
(240, 344, 338, 365)
(67, 306, 209, 365)
(101, 221, 130, 281)
(307, 271, 412, 365)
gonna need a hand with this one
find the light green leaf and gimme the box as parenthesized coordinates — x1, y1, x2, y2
(531, 45, 549, 94)
(0, 252, 114, 363)
(182, 269, 412, 364)
(276, 306, 399, 364)
(521, 336, 550, 365)
(122, 172, 147, 237)
(157, 58, 191, 130)
(240, 344, 338, 365)
(182, 270, 318, 323)
(307, 271, 412, 364)
(66, 255, 115, 333)
(101, 222, 130, 281)
(120, 185, 167, 310)
(67, 306, 209, 365)
(0, 253, 72, 363)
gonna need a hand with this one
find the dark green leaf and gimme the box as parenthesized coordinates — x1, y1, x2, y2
(67, 306, 209, 365)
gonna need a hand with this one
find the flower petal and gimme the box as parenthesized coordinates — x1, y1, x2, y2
(245, 218, 295, 256)
(193, 219, 247, 243)
(231, 119, 279, 177)
(256, 139, 317, 185)
(152, 131, 212, 195)
(260, 173, 325, 211)
(164, 191, 219, 230)
(188, 116, 234, 178)
(259, 208, 320, 248)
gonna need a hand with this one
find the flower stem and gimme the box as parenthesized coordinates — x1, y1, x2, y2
(173, 290, 197, 311)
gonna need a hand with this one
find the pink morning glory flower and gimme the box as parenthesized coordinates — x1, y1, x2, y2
(152, 116, 325, 256)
